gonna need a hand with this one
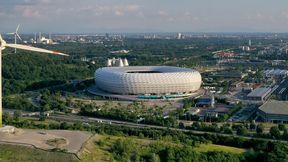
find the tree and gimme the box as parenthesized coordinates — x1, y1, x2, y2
(13, 110, 22, 121)
(270, 126, 281, 139)
(3, 112, 12, 123)
(223, 127, 233, 134)
(42, 104, 51, 112)
(278, 124, 286, 131)
(250, 122, 256, 130)
(39, 115, 46, 121)
(110, 139, 133, 161)
(236, 127, 248, 136)
(282, 129, 288, 140)
(256, 124, 264, 135)
(179, 122, 185, 129)
(191, 122, 201, 130)
(60, 122, 69, 129)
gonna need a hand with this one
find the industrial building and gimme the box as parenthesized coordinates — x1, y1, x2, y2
(247, 87, 273, 101)
(94, 66, 201, 96)
(274, 79, 288, 100)
(258, 100, 288, 123)
(264, 69, 288, 79)
(195, 95, 215, 107)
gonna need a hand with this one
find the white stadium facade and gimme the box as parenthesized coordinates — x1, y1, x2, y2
(94, 66, 202, 99)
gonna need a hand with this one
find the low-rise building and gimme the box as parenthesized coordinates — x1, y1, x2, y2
(264, 69, 288, 79)
(274, 79, 288, 100)
(258, 100, 288, 123)
(247, 87, 272, 101)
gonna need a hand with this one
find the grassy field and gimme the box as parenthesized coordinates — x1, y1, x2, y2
(0, 144, 78, 162)
(80, 134, 158, 162)
(79, 134, 247, 162)
(193, 143, 246, 154)
(80, 135, 111, 162)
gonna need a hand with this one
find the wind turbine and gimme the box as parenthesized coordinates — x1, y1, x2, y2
(0, 34, 69, 127)
(7, 24, 22, 53)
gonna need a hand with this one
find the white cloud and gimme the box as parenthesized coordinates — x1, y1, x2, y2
(158, 10, 168, 16)
(115, 10, 124, 16)
(14, 6, 41, 18)
(281, 11, 288, 19)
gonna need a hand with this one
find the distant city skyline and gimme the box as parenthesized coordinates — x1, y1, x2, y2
(1, 0, 288, 33)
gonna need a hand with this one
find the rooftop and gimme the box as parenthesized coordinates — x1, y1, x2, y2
(259, 100, 288, 115)
(247, 87, 271, 97)
(264, 69, 288, 76)
(98, 66, 196, 73)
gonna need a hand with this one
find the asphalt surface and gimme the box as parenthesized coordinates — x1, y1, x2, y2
(48, 114, 288, 143)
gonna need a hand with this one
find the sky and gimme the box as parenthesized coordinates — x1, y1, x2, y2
(1, 0, 288, 33)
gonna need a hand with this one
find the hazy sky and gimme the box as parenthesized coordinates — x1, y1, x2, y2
(1, 0, 288, 33)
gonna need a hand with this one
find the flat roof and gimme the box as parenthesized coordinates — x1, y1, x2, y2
(259, 100, 288, 115)
(247, 87, 271, 97)
(264, 69, 288, 76)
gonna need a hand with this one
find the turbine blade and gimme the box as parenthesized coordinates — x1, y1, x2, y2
(16, 33, 22, 41)
(16, 24, 20, 32)
(5, 44, 69, 56)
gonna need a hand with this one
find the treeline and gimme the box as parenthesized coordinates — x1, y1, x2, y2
(3, 52, 98, 95)
(109, 138, 241, 162)
(184, 121, 288, 141)
(80, 104, 176, 127)
(109, 136, 288, 162)
(3, 95, 38, 111)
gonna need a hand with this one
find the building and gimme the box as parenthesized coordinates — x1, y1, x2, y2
(247, 87, 272, 101)
(94, 66, 201, 95)
(198, 106, 230, 121)
(106, 58, 129, 67)
(274, 79, 288, 100)
(205, 107, 229, 117)
(195, 95, 214, 107)
(186, 109, 200, 116)
(210, 70, 246, 79)
(264, 69, 288, 79)
(258, 100, 288, 123)
(177, 33, 182, 39)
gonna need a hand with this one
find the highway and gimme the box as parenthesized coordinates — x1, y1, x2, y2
(48, 114, 288, 143)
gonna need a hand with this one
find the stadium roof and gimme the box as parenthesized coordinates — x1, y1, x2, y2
(99, 66, 195, 73)
(259, 100, 288, 115)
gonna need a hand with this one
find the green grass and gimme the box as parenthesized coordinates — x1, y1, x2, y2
(0, 144, 78, 162)
(193, 143, 246, 154)
(80, 135, 247, 162)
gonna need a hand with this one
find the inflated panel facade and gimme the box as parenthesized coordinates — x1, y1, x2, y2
(95, 66, 201, 95)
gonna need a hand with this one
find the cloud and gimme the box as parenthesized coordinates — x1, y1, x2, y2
(126, 5, 140, 12)
(113, 5, 141, 16)
(158, 10, 168, 16)
(79, 5, 142, 17)
(14, 5, 41, 18)
(246, 13, 273, 21)
(281, 11, 288, 19)
(115, 10, 124, 16)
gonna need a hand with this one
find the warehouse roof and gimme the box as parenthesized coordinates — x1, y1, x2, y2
(259, 100, 288, 115)
(247, 87, 271, 97)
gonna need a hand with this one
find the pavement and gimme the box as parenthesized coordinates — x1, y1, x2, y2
(0, 128, 92, 153)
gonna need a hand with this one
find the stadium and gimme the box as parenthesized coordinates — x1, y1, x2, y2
(92, 66, 202, 99)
